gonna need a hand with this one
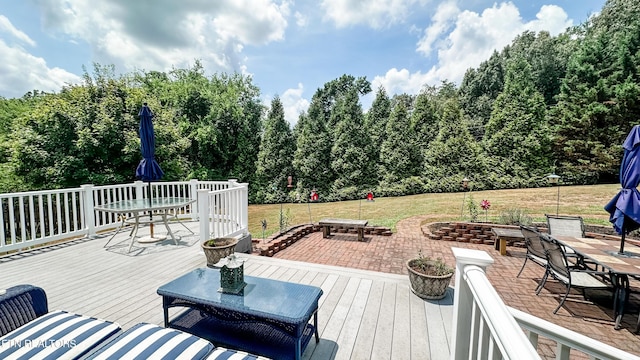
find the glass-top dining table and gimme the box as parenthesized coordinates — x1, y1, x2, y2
(554, 235, 640, 330)
(94, 197, 196, 253)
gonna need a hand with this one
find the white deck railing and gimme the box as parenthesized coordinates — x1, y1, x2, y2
(451, 247, 640, 360)
(197, 180, 249, 242)
(0, 187, 88, 252)
(0, 179, 246, 253)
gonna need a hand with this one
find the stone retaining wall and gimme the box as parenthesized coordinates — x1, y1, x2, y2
(253, 220, 632, 257)
(421, 221, 626, 250)
(254, 223, 393, 257)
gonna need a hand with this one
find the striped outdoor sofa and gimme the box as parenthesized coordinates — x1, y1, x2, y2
(0, 285, 268, 359)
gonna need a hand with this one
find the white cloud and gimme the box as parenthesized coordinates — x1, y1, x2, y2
(371, 68, 434, 95)
(368, 2, 575, 99)
(33, 0, 290, 75)
(416, 0, 459, 56)
(0, 39, 81, 98)
(431, 3, 524, 83)
(416, 2, 574, 86)
(320, 0, 429, 29)
(212, 0, 289, 44)
(527, 5, 573, 35)
(281, 83, 310, 126)
(0, 15, 36, 46)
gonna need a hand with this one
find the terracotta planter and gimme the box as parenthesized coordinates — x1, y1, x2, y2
(406, 259, 454, 300)
(202, 237, 238, 267)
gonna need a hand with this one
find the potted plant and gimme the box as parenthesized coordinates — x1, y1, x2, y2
(202, 237, 238, 267)
(406, 250, 454, 300)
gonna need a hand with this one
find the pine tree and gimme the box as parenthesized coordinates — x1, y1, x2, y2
(459, 51, 505, 140)
(484, 56, 551, 181)
(330, 88, 374, 196)
(379, 102, 419, 183)
(424, 97, 486, 190)
(365, 86, 391, 173)
(292, 99, 333, 197)
(293, 75, 371, 198)
(254, 97, 295, 203)
(553, 0, 640, 182)
(411, 87, 439, 155)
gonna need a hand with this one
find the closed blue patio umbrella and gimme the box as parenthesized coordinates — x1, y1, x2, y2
(135, 103, 164, 240)
(604, 125, 640, 254)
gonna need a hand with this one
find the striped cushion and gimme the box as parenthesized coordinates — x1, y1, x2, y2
(0, 310, 120, 360)
(86, 323, 214, 360)
(207, 347, 271, 359)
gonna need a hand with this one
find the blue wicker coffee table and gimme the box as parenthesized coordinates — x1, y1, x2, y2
(157, 268, 323, 360)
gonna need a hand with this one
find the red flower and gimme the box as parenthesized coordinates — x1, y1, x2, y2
(480, 199, 491, 210)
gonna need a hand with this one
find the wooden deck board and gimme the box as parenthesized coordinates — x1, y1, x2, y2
(350, 280, 383, 359)
(371, 282, 397, 360)
(425, 290, 454, 359)
(410, 288, 431, 358)
(0, 221, 452, 359)
(333, 279, 372, 360)
(392, 284, 412, 359)
(313, 277, 362, 359)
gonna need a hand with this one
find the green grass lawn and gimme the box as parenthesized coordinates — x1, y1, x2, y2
(248, 184, 620, 239)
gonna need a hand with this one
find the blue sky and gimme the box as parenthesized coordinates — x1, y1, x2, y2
(0, 0, 606, 125)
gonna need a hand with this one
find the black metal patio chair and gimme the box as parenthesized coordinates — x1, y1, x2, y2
(517, 226, 548, 292)
(538, 234, 612, 314)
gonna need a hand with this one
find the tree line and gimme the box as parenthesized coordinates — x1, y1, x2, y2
(0, 0, 638, 204)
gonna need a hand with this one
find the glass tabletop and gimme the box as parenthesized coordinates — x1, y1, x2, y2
(94, 197, 195, 213)
(157, 268, 323, 323)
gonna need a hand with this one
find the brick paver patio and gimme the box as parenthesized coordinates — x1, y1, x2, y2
(254, 215, 640, 357)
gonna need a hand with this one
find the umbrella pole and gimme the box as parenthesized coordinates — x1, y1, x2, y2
(620, 225, 626, 254)
(148, 182, 154, 238)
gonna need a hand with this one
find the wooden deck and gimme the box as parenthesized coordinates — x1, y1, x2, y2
(0, 222, 452, 360)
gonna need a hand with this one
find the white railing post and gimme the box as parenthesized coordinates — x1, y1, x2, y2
(240, 182, 248, 234)
(227, 179, 248, 235)
(81, 184, 96, 238)
(450, 247, 495, 360)
(190, 179, 199, 221)
(198, 189, 210, 244)
(134, 180, 144, 199)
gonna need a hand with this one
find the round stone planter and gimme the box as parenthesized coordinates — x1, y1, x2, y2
(406, 259, 454, 300)
(202, 237, 238, 267)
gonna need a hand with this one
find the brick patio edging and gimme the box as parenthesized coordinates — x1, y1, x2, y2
(420, 221, 627, 250)
(253, 223, 393, 257)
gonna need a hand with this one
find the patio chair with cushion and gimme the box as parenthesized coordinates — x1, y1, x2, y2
(517, 226, 548, 292)
(537, 235, 612, 314)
